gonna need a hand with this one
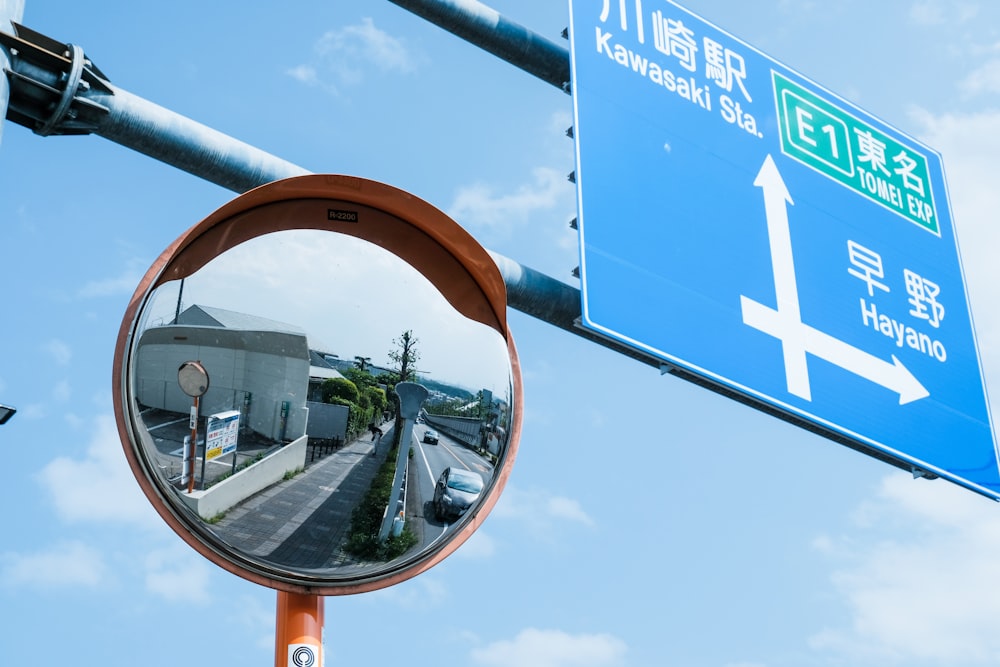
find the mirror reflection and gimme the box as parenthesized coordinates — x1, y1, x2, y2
(126, 229, 514, 579)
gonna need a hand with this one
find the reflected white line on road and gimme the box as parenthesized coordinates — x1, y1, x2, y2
(146, 417, 188, 431)
(416, 443, 450, 540)
(427, 523, 450, 547)
(430, 431, 481, 471)
(417, 439, 435, 480)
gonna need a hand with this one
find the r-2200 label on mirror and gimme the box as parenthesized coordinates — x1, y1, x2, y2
(328, 209, 359, 223)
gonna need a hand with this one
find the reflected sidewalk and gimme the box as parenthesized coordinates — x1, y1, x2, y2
(212, 425, 394, 570)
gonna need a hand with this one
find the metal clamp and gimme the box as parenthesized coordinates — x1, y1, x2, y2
(35, 42, 83, 135)
(0, 22, 110, 136)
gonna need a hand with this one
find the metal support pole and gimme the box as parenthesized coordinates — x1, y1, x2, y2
(490, 251, 664, 367)
(94, 86, 310, 193)
(387, 0, 571, 91)
(0, 22, 308, 191)
(274, 591, 324, 667)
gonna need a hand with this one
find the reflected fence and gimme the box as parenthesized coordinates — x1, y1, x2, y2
(422, 414, 497, 457)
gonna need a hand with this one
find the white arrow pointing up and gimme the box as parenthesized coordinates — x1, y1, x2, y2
(741, 155, 929, 405)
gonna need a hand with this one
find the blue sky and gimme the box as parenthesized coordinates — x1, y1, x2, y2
(5, 1, 1000, 666)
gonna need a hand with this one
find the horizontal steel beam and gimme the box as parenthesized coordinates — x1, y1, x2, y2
(387, 0, 571, 91)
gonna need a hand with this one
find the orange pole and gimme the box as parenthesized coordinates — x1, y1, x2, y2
(274, 591, 324, 667)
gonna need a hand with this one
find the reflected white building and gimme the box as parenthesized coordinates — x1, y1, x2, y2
(134, 305, 312, 441)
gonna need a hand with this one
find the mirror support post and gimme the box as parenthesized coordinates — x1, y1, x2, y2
(274, 591, 324, 667)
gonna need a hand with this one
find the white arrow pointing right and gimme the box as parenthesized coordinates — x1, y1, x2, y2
(741, 297, 929, 404)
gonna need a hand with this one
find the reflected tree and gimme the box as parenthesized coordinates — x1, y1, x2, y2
(343, 367, 377, 392)
(320, 377, 360, 404)
(388, 330, 420, 383)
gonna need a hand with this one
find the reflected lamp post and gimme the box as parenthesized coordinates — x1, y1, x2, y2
(379, 381, 428, 542)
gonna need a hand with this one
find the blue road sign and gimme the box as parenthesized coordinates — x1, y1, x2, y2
(568, 0, 1000, 498)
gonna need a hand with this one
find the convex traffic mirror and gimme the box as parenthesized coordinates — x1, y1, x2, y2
(113, 175, 522, 595)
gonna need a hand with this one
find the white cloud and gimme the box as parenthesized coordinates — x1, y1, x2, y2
(17, 403, 46, 420)
(910, 1, 947, 25)
(327, 18, 415, 73)
(545, 496, 596, 526)
(286, 64, 319, 86)
(237, 594, 278, 652)
(491, 486, 596, 540)
(78, 259, 147, 298)
(959, 59, 1000, 97)
(811, 473, 1000, 664)
(52, 379, 71, 402)
(0, 541, 107, 589)
(44, 338, 72, 365)
(448, 167, 567, 232)
(453, 528, 497, 559)
(548, 109, 574, 136)
(910, 1, 979, 26)
(369, 575, 449, 609)
(470, 628, 627, 667)
(37, 414, 156, 525)
(144, 545, 212, 604)
(908, 107, 1000, 386)
(287, 18, 417, 93)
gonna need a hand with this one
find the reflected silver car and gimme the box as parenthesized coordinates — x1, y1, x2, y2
(433, 467, 483, 522)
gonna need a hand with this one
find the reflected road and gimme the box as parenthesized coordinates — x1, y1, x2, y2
(411, 423, 493, 539)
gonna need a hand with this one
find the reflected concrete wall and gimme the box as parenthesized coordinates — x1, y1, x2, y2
(423, 414, 484, 448)
(305, 400, 349, 441)
(179, 435, 308, 519)
(135, 325, 310, 441)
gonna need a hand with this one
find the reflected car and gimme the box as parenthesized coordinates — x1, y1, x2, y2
(433, 467, 484, 522)
(423, 428, 439, 444)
